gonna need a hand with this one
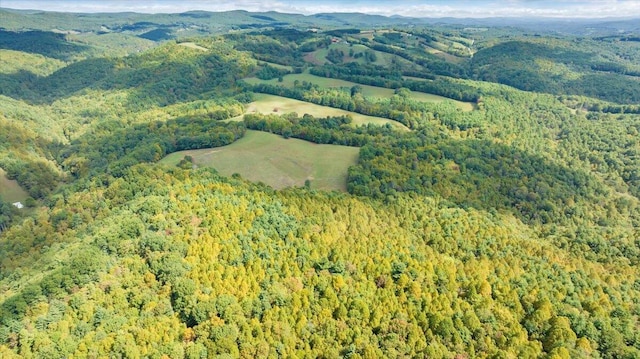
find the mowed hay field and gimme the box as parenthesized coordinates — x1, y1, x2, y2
(177, 42, 209, 52)
(232, 93, 409, 130)
(244, 72, 474, 111)
(160, 130, 360, 191)
(0, 168, 29, 203)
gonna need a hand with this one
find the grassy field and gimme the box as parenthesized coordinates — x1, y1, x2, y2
(423, 42, 470, 63)
(305, 43, 414, 68)
(424, 45, 468, 64)
(256, 60, 294, 71)
(0, 168, 29, 203)
(178, 42, 209, 52)
(304, 49, 327, 66)
(305, 43, 368, 66)
(159, 130, 359, 191)
(233, 93, 408, 130)
(244, 72, 474, 111)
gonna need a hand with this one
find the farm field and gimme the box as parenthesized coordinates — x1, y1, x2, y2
(244, 72, 474, 111)
(159, 130, 359, 191)
(231, 93, 409, 130)
(424, 45, 468, 63)
(255, 60, 294, 71)
(304, 43, 369, 66)
(303, 49, 327, 65)
(177, 42, 208, 52)
(0, 168, 29, 203)
(304, 42, 415, 68)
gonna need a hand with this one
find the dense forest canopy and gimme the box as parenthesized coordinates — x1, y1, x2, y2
(1, 8, 639, 358)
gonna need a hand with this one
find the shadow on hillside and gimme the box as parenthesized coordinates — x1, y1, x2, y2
(0, 58, 117, 105)
(0, 30, 90, 61)
(119, 54, 242, 110)
(350, 136, 612, 225)
(470, 40, 640, 103)
(0, 44, 242, 109)
(473, 41, 595, 65)
(0, 70, 39, 100)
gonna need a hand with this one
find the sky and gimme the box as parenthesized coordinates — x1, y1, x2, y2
(2, 0, 640, 18)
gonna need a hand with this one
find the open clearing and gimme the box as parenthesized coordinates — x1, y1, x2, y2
(160, 130, 359, 191)
(178, 42, 208, 51)
(257, 60, 294, 71)
(304, 51, 326, 66)
(0, 168, 29, 203)
(423, 44, 468, 64)
(244, 72, 474, 111)
(305, 43, 414, 68)
(232, 93, 409, 130)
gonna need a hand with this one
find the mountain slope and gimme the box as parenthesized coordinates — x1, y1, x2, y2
(2, 165, 638, 358)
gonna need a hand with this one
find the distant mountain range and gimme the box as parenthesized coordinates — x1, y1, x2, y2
(1, 7, 639, 37)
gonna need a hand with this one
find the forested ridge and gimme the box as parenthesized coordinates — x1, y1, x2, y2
(1, 11, 639, 358)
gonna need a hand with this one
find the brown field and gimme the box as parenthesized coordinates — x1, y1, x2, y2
(0, 168, 29, 203)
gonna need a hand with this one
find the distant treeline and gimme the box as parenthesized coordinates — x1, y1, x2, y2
(244, 112, 395, 146)
(310, 63, 480, 103)
(323, 29, 361, 37)
(0, 29, 89, 60)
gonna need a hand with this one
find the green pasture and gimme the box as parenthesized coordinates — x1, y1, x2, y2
(304, 49, 327, 66)
(256, 60, 294, 71)
(178, 42, 209, 52)
(160, 130, 359, 191)
(234, 93, 408, 130)
(244, 73, 474, 111)
(305, 42, 414, 68)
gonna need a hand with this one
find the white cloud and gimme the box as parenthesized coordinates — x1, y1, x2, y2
(2, 0, 640, 18)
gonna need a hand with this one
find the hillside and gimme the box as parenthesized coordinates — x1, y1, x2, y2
(1, 9, 640, 358)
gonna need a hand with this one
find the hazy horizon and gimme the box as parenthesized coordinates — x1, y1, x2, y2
(3, 0, 640, 19)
